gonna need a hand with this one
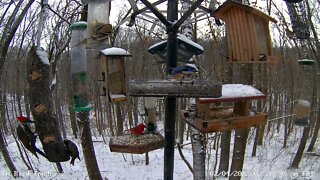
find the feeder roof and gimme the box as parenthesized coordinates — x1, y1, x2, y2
(297, 59, 316, 65)
(212, 1, 277, 23)
(70, 21, 87, 30)
(148, 34, 204, 54)
(101, 47, 132, 57)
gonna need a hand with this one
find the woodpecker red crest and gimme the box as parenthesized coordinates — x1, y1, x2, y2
(16, 116, 34, 124)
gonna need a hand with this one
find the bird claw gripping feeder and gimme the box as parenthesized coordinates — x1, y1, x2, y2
(100, 47, 131, 102)
(70, 21, 93, 112)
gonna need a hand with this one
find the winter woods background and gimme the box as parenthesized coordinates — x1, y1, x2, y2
(0, 0, 320, 179)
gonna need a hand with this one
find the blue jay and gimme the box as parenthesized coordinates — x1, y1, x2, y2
(171, 64, 198, 82)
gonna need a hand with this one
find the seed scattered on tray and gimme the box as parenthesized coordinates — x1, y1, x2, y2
(111, 133, 163, 145)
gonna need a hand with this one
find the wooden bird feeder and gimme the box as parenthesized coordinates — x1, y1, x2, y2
(212, 1, 278, 63)
(181, 84, 267, 133)
(100, 47, 131, 102)
(109, 133, 164, 154)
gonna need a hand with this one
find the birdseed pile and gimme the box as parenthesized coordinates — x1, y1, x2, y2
(111, 133, 163, 145)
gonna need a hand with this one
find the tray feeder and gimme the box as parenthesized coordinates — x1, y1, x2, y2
(109, 133, 164, 154)
(100, 47, 131, 102)
(129, 79, 222, 98)
(148, 33, 204, 63)
(212, 1, 278, 64)
(181, 84, 267, 133)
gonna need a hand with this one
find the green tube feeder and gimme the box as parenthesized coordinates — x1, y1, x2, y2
(70, 22, 93, 112)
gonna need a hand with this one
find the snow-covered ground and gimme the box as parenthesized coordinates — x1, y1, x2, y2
(1, 121, 319, 180)
(2, 96, 319, 180)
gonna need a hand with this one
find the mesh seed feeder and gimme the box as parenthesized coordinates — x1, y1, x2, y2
(293, 100, 311, 126)
(70, 21, 93, 112)
(100, 47, 131, 102)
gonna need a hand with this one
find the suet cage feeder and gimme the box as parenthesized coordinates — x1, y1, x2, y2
(293, 100, 311, 126)
(109, 133, 164, 154)
(100, 47, 131, 102)
(212, 1, 278, 63)
(181, 84, 267, 133)
(70, 21, 93, 112)
(148, 34, 204, 62)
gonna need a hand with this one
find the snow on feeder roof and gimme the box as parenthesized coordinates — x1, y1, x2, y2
(70, 21, 87, 30)
(148, 33, 204, 62)
(100, 47, 131, 57)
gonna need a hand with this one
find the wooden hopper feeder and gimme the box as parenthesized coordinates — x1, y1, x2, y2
(109, 133, 164, 154)
(181, 84, 267, 133)
(212, 1, 278, 63)
(100, 47, 131, 102)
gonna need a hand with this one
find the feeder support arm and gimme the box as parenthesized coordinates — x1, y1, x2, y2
(140, 0, 171, 27)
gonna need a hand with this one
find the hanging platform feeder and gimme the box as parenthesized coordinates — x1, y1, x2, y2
(212, 1, 278, 63)
(148, 33, 204, 62)
(109, 133, 164, 154)
(128, 79, 222, 98)
(100, 47, 131, 102)
(181, 84, 267, 133)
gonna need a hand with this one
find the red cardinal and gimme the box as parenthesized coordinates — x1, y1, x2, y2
(129, 123, 145, 135)
(16, 116, 34, 124)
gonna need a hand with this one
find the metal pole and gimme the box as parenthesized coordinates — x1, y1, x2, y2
(164, 0, 178, 179)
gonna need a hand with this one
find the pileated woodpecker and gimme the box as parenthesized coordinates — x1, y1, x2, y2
(16, 116, 35, 124)
(64, 140, 80, 165)
(16, 124, 46, 158)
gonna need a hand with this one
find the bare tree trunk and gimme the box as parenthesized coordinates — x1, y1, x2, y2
(0, 0, 35, 176)
(191, 128, 205, 180)
(290, 126, 310, 168)
(229, 128, 249, 180)
(218, 130, 231, 175)
(78, 111, 103, 180)
(26, 46, 69, 162)
(307, 103, 320, 152)
(116, 102, 123, 136)
(0, 102, 18, 176)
